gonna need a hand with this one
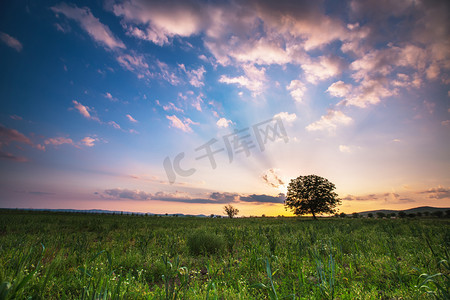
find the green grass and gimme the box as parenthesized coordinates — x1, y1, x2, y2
(0, 210, 448, 299)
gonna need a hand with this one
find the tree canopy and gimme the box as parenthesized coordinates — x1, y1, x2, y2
(285, 174, 341, 219)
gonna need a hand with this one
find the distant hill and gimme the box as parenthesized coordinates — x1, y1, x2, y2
(357, 206, 449, 216)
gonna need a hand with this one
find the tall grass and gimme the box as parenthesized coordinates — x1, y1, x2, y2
(0, 210, 448, 298)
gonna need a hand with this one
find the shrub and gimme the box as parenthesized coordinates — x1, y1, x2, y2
(398, 211, 406, 218)
(187, 230, 225, 255)
(376, 212, 386, 218)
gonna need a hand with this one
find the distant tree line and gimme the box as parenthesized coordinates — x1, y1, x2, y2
(335, 210, 450, 218)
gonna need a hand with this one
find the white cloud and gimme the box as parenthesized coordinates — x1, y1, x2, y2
(301, 56, 344, 83)
(306, 110, 352, 132)
(126, 114, 138, 123)
(219, 64, 266, 96)
(341, 79, 394, 107)
(166, 115, 198, 133)
(116, 54, 151, 78)
(179, 64, 206, 87)
(327, 81, 352, 98)
(286, 80, 306, 103)
(216, 117, 233, 128)
(162, 102, 184, 113)
(157, 60, 180, 85)
(113, 0, 203, 46)
(274, 112, 297, 122)
(0, 32, 23, 52)
(51, 3, 125, 50)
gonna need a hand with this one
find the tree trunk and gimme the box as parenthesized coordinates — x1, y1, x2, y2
(311, 211, 317, 220)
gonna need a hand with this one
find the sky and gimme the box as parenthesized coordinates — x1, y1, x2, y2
(0, 0, 449, 216)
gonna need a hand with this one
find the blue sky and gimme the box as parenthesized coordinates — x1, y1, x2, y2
(0, 0, 449, 216)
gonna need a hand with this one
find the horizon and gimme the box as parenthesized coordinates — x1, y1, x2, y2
(2, 205, 449, 218)
(0, 0, 449, 217)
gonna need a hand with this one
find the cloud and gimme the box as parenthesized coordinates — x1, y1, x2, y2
(342, 194, 378, 201)
(216, 118, 233, 128)
(179, 64, 206, 87)
(126, 114, 138, 123)
(343, 191, 417, 204)
(0, 125, 32, 146)
(116, 54, 151, 78)
(339, 145, 353, 153)
(240, 193, 285, 204)
(301, 56, 344, 83)
(274, 112, 296, 122)
(44, 137, 75, 147)
(72, 100, 99, 121)
(418, 186, 450, 199)
(0, 150, 28, 162)
(327, 81, 352, 98)
(102, 188, 285, 204)
(10, 115, 23, 121)
(157, 60, 180, 85)
(0, 32, 23, 52)
(104, 92, 118, 102)
(219, 64, 266, 96)
(108, 121, 121, 130)
(162, 102, 184, 113)
(113, 0, 204, 46)
(286, 80, 306, 103)
(306, 110, 352, 132)
(109, 0, 450, 97)
(209, 192, 240, 203)
(80, 136, 97, 147)
(51, 3, 125, 50)
(261, 168, 284, 188)
(166, 115, 198, 133)
(178, 91, 204, 112)
(104, 188, 151, 200)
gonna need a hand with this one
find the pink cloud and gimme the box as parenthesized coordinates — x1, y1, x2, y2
(166, 115, 197, 133)
(162, 102, 184, 113)
(44, 137, 75, 147)
(108, 121, 121, 130)
(0, 32, 23, 52)
(80, 136, 97, 147)
(126, 114, 138, 123)
(72, 100, 97, 120)
(0, 125, 32, 146)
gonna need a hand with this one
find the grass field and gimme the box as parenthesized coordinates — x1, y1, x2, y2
(0, 210, 448, 299)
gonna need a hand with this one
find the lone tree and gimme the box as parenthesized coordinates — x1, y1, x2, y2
(224, 204, 239, 218)
(285, 175, 341, 219)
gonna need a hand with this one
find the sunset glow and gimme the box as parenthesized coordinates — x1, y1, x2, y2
(0, 0, 449, 216)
